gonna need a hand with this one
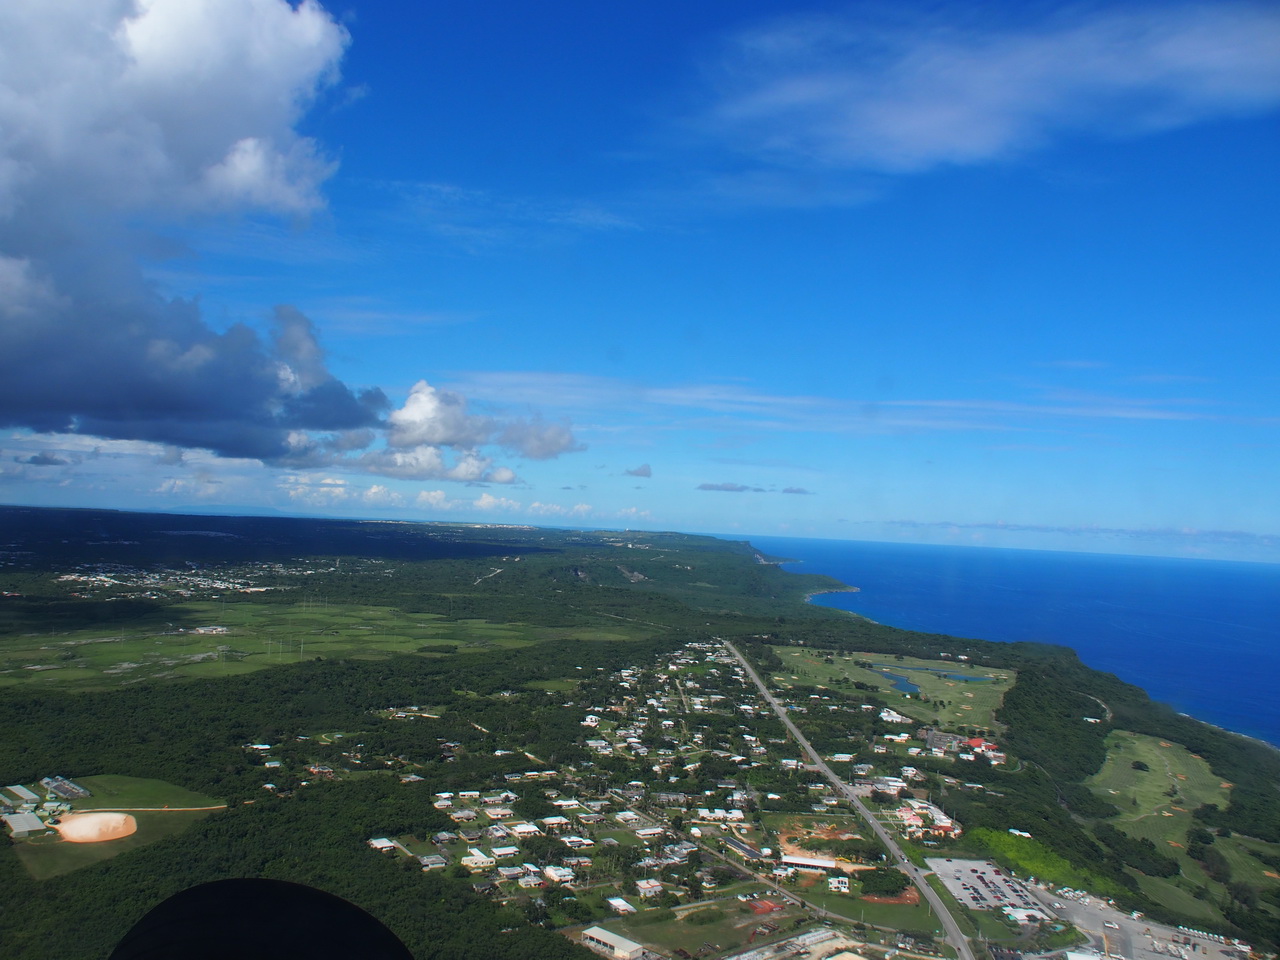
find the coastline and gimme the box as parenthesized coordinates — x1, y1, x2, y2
(753, 535, 1280, 748)
(802, 585, 859, 602)
(802, 585, 881, 624)
(801, 580, 1278, 753)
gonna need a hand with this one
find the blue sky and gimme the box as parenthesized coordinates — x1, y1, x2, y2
(1, 0, 1278, 560)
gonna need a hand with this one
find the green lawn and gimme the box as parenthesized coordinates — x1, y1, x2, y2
(803, 888, 942, 933)
(774, 650, 1015, 730)
(13, 808, 218, 879)
(1086, 730, 1231, 874)
(1087, 731, 1229, 819)
(1085, 730, 1280, 926)
(73, 775, 222, 809)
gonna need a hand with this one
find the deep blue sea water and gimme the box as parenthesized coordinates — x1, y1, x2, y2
(746, 536, 1280, 747)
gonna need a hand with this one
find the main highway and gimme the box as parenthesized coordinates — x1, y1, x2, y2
(725, 641, 976, 960)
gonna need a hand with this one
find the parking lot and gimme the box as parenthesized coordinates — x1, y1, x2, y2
(923, 860, 1254, 960)
(926, 858, 1046, 918)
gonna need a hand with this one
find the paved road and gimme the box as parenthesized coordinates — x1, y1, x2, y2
(726, 641, 976, 960)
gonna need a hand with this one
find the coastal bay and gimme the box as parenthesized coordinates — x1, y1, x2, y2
(749, 536, 1280, 747)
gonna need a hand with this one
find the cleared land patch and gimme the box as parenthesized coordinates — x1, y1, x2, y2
(1087, 731, 1228, 818)
(53, 812, 136, 843)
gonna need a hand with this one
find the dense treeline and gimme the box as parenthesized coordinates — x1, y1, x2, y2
(0, 637, 683, 797)
(995, 666, 1110, 781)
(1094, 823, 1179, 877)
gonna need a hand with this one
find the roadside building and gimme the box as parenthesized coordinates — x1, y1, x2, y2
(781, 854, 837, 871)
(580, 927, 644, 960)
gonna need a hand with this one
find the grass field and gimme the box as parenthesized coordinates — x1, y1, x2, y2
(15, 810, 215, 879)
(803, 889, 942, 933)
(72, 774, 222, 810)
(774, 650, 1015, 730)
(11, 776, 223, 880)
(1087, 730, 1229, 820)
(1087, 730, 1280, 917)
(0, 599, 647, 690)
(1086, 729, 1229, 886)
(610, 900, 810, 957)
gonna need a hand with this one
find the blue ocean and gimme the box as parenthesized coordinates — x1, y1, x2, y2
(747, 536, 1280, 747)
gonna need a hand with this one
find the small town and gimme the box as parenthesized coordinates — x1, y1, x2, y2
(152, 637, 1247, 960)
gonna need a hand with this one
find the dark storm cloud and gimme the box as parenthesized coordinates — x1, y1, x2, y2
(0, 297, 386, 461)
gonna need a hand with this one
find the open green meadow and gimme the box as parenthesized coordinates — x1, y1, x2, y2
(1086, 730, 1229, 876)
(774, 649, 1015, 730)
(0, 598, 647, 690)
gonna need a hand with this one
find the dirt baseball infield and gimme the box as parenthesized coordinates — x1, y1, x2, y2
(52, 812, 137, 843)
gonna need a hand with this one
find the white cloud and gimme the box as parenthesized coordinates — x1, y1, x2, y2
(474, 492, 520, 512)
(706, 3, 1280, 173)
(278, 474, 403, 509)
(387, 380, 493, 449)
(362, 484, 404, 507)
(0, 0, 348, 216)
(359, 444, 511, 484)
(416, 489, 457, 510)
(528, 501, 592, 517)
(386, 380, 583, 461)
(153, 474, 224, 500)
(497, 417, 584, 460)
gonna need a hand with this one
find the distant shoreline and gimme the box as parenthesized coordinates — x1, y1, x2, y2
(802, 585, 859, 602)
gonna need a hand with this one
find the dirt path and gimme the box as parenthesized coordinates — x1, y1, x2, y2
(80, 805, 227, 812)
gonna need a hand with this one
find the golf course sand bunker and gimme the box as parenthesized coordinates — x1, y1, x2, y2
(53, 812, 137, 843)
